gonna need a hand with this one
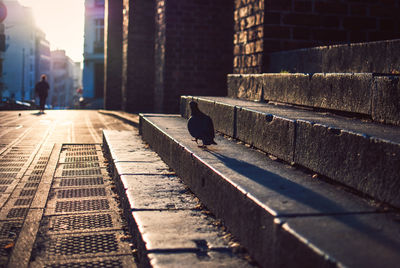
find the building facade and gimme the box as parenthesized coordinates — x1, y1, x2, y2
(82, 0, 104, 108)
(2, 0, 36, 101)
(49, 50, 74, 109)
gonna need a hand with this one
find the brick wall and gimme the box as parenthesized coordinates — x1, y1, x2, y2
(234, 0, 400, 74)
(155, 0, 233, 113)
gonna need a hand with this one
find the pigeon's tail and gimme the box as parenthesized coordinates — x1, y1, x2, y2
(211, 140, 217, 145)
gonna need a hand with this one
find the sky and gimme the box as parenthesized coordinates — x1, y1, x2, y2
(18, 0, 85, 63)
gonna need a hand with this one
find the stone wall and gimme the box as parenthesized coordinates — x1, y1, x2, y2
(234, 0, 400, 74)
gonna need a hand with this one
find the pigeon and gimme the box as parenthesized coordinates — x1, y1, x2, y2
(187, 101, 217, 147)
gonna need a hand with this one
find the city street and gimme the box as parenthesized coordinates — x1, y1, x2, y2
(0, 110, 138, 267)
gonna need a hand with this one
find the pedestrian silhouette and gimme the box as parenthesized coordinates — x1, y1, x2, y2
(35, 74, 50, 114)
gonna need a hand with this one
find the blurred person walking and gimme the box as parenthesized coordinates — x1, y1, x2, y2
(35, 74, 50, 114)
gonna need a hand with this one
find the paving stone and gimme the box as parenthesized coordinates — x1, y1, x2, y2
(122, 174, 198, 210)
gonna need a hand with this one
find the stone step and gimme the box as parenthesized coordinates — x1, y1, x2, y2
(227, 73, 400, 126)
(266, 39, 400, 74)
(139, 113, 400, 268)
(180, 96, 400, 208)
(102, 129, 254, 267)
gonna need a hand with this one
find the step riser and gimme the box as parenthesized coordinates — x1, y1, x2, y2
(139, 115, 338, 268)
(181, 96, 400, 208)
(227, 74, 400, 126)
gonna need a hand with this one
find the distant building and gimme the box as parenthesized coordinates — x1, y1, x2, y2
(0, 1, 5, 98)
(50, 50, 74, 108)
(82, 0, 104, 108)
(2, 0, 36, 101)
(35, 28, 51, 86)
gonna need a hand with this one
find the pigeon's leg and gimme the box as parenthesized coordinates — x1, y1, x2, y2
(191, 138, 198, 144)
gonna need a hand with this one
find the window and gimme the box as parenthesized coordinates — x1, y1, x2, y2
(95, 19, 104, 42)
(94, 0, 104, 7)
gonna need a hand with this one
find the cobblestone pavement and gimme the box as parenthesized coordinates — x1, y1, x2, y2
(0, 110, 137, 267)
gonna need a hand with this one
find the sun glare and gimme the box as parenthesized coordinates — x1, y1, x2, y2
(18, 0, 85, 62)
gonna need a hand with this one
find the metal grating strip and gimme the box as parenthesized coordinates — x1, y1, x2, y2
(65, 151, 97, 156)
(47, 233, 118, 255)
(62, 162, 100, 169)
(0, 173, 17, 179)
(0, 221, 22, 239)
(56, 188, 106, 198)
(19, 189, 36, 196)
(64, 156, 99, 163)
(59, 177, 104, 187)
(7, 208, 29, 218)
(61, 169, 101, 177)
(50, 214, 113, 231)
(0, 168, 20, 172)
(0, 179, 13, 185)
(55, 199, 110, 213)
(0, 186, 7, 192)
(14, 199, 32, 206)
(45, 259, 123, 268)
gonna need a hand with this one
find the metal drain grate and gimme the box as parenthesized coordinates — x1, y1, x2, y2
(0, 173, 17, 179)
(62, 162, 100, 169)
(36, 161, 48, 165)
(63, 145, 97, 150)
(47, 233, 118, 255)
(14, 198, 32, 206)
(19, 189, 36, 196)
(7, 208, 29, 218)
(24, 182, 39, 188)
(28, 175, 42, 181)
(57, 188, 106, 198)
(50, 214, 113, 231)
(0, 162, 25, 167)
(61, 169, 101, 177)
(59, 177, 104, 187)
(45, 259, 123, 268)
(0, 186, 7, 192)
(64, 156, 99, 163)
(0, 168, 20, 173)
(34, 165, 46, 170)
(39, 157, 49, 161)
(65, 151, 97, 157)
(0, 179, 13, 185)
(31, 170, 44, 175)
(0, 221, 22, 238)
(55, 199, 110, 213)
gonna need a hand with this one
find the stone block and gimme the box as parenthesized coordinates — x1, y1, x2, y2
(236, 107, 295, 162)
(310, 73, 373, 115)
(262, 73, 311, 106)
(372, 76, 400, 126)
(294, 120, 400, 207)
(227, 74, 264, 101)
(262, 73, 373, 115)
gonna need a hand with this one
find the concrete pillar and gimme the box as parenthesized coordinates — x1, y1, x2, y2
(122, 0, 155, 113)
(104, 0, 123, 110)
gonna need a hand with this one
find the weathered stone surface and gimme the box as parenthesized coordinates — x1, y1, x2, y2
(262, 73, 311, 106)
(276, 213, 400, 268)
(227, 74, 263, 101)
(294, 120, 400, 207)
(261, 73, 373, 115)
(267, 39, 400, 74)
(372, 76, 400, 126)
(236, 107, 295, 162)
(309, 73, 373, 114)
